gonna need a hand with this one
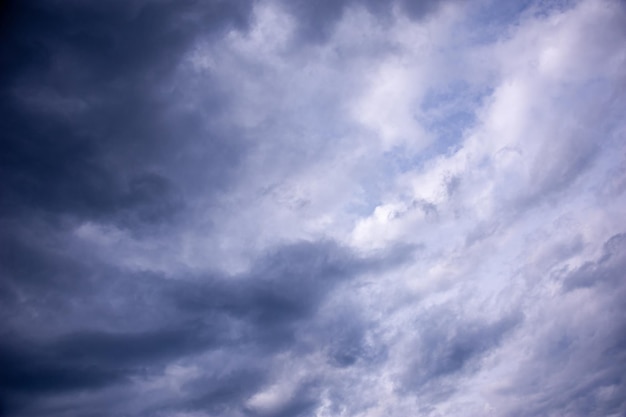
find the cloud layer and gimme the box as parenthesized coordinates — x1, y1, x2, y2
(1, 0, 625, 416)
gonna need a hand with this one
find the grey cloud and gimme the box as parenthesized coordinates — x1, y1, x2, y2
(0, 323, 225, 415)
(0, 341, 126, 395)
(0, 235, 409, 416)
(326, 321, 369, 368)
(182, 369, 268, 416)
(302, 298, 387, 369)
(2, 0, 625, 416)
(521, 136, 600, 210)
(242, 378, 321, 417)
(398, 0, 457, 21)
(0, 0, 255, 231)
(279, 0, 455, 44)
(563, 232, 626, 291)
(494, 233, 626, 417)
(400, 310, 522, 395)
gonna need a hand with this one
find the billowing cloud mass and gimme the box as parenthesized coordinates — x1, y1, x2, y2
(1, 0, 625, 416)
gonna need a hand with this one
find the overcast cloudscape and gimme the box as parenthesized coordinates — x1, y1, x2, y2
(1, 0, 626, 416)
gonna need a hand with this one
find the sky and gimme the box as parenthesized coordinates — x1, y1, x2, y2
(1, 0, 625, 416)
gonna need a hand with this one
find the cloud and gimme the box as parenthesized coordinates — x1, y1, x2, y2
(278, 0, 456, 44)
(0, 233, 408, 416)
(0, 0, 255, 230)
(483, 233, 626, 417)
(400, 312, 522, 394)
(1, 0, 626, 416)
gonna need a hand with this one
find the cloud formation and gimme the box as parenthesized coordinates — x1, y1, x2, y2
(1, 0, 625, 416)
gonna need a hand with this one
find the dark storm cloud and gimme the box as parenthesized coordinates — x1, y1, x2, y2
(0, 323, 212, 395)
(0, 234, 411, 416)
(0, 0, 254, 228)
(0, 341, 123, 394)
(0, 324, 217, 414)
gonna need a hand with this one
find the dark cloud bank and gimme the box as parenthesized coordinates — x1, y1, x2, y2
(0, 0, 254, 226)
(1, 0, 626, 416)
